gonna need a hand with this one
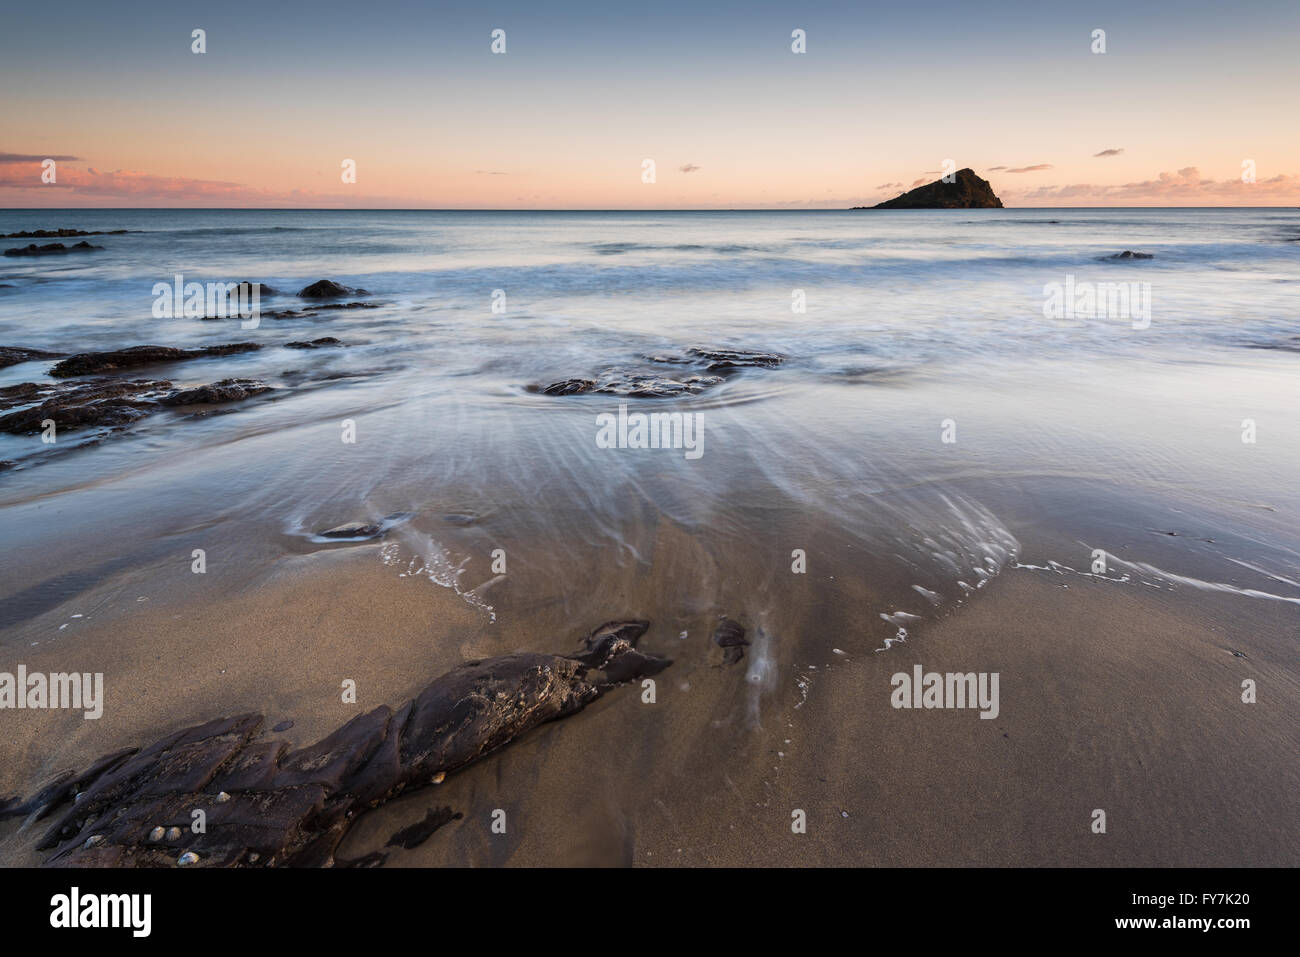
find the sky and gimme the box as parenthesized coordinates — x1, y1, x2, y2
(2, 0, 1298, 208)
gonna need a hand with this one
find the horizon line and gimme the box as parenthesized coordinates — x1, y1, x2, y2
(3, 205, 1298, 213)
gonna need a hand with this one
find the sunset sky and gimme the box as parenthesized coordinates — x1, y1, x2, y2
(3, 0, 1298, 208)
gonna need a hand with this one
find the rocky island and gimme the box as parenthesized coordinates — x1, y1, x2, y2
(858, 168, 1003, 209)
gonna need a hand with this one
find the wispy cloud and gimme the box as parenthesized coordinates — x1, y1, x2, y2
(987, 166, 1007, 171)
(1093, 148, 1124, 157)
(0, 152, 81, 163)
(678, 163, 701, 173)
(1006, 164, 1053, 173)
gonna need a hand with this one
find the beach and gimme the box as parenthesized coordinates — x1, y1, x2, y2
(1, 209, 1298, 867)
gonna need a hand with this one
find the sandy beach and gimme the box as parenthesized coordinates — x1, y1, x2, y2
(2, 209, 1299, 869)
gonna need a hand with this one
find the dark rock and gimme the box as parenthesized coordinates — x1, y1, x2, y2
(271, 720, 294, 733)
(1, 229, 130, 238)
(159, 378, 272, 405)
(20, 620, 669, 868)
(385, 807, 462, 850)
(0, 378, 173, 434)
(1103, 250, 1154, 260)
(318, 521, 383, 540)
(864, 169, 1003, 209)
(309, 301, 378, 311)
(49, 343, 260, 378)
(298, 280, 369, 299)
(266, 309, 319, 320)
(713, 617, 749, 666)
(0, 346, 65, 369)
(541, 378, 597, 396)
(682, 347, 784, 371)
(537, 371, 723, 398)
(284, 337, 342, 349)
(229, 282, 279, 298)
(4, 241, 104, 257)
(0, 374, 268, 435)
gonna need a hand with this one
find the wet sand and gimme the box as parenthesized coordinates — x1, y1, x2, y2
(2, 499, 1295, 867)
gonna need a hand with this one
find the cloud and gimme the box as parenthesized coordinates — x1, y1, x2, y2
(0, 152, 80, 163)
(1005, 166, 1300, 205)
(876, 182, 903, 190)
(475, 170, 508, 175)
(678, 163, 701, 173)
(1006, 164, 1054, 173)
(0, 159, 427, 208)
(910, 178, 927, 187)
(987, 166, 1007, 171)
(1093, 148, 1124, 157)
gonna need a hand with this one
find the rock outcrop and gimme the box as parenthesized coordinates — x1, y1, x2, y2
(4, 241, 104, 257)
(0, 346, 65, 370)
(298, 279, 369, 299)
(48, 343, 261, 378)
(1, 621, 670, 868)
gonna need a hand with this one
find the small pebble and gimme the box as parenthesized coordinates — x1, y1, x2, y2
(148, 826, 164, 842)
(430, 772, 445, 784)
(83, 834, 103, 848)
(177, 851, 200, 866)
(215, 791, 230, 803)
(166, 826, 181, 841)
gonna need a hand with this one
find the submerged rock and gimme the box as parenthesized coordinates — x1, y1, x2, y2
(159, 378, 272, 405)
(318, 521, 383, 540)
(298, 279, 369, 299)
(284, 337, 342, 349)
(49, 343, 260, 378)
(0, 346, 65, 369)
(1103, 250, 1154, 260)
(311, 302, 379, 311)
(675, 347, 785, 371)
(1, 229, 130, 238)
(537, 371, 723, 398)
(385, 807, 462, 850)
(537, 347, 781, 398)
(228, 281, 279, 298)
(0, 374, 270, 435)
(5, 620, 670, 868)
(0, 378, 173, 434)
(3, 241, 104, 257)
(713, 617, 750, 666)
(865, 169, 1003, 209)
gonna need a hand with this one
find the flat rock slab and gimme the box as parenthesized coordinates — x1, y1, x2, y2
(0, 346, 65, 369)
(2, 229, 132, 238)
(0, 375, 271, 435)
(49, 343, 261, 378)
